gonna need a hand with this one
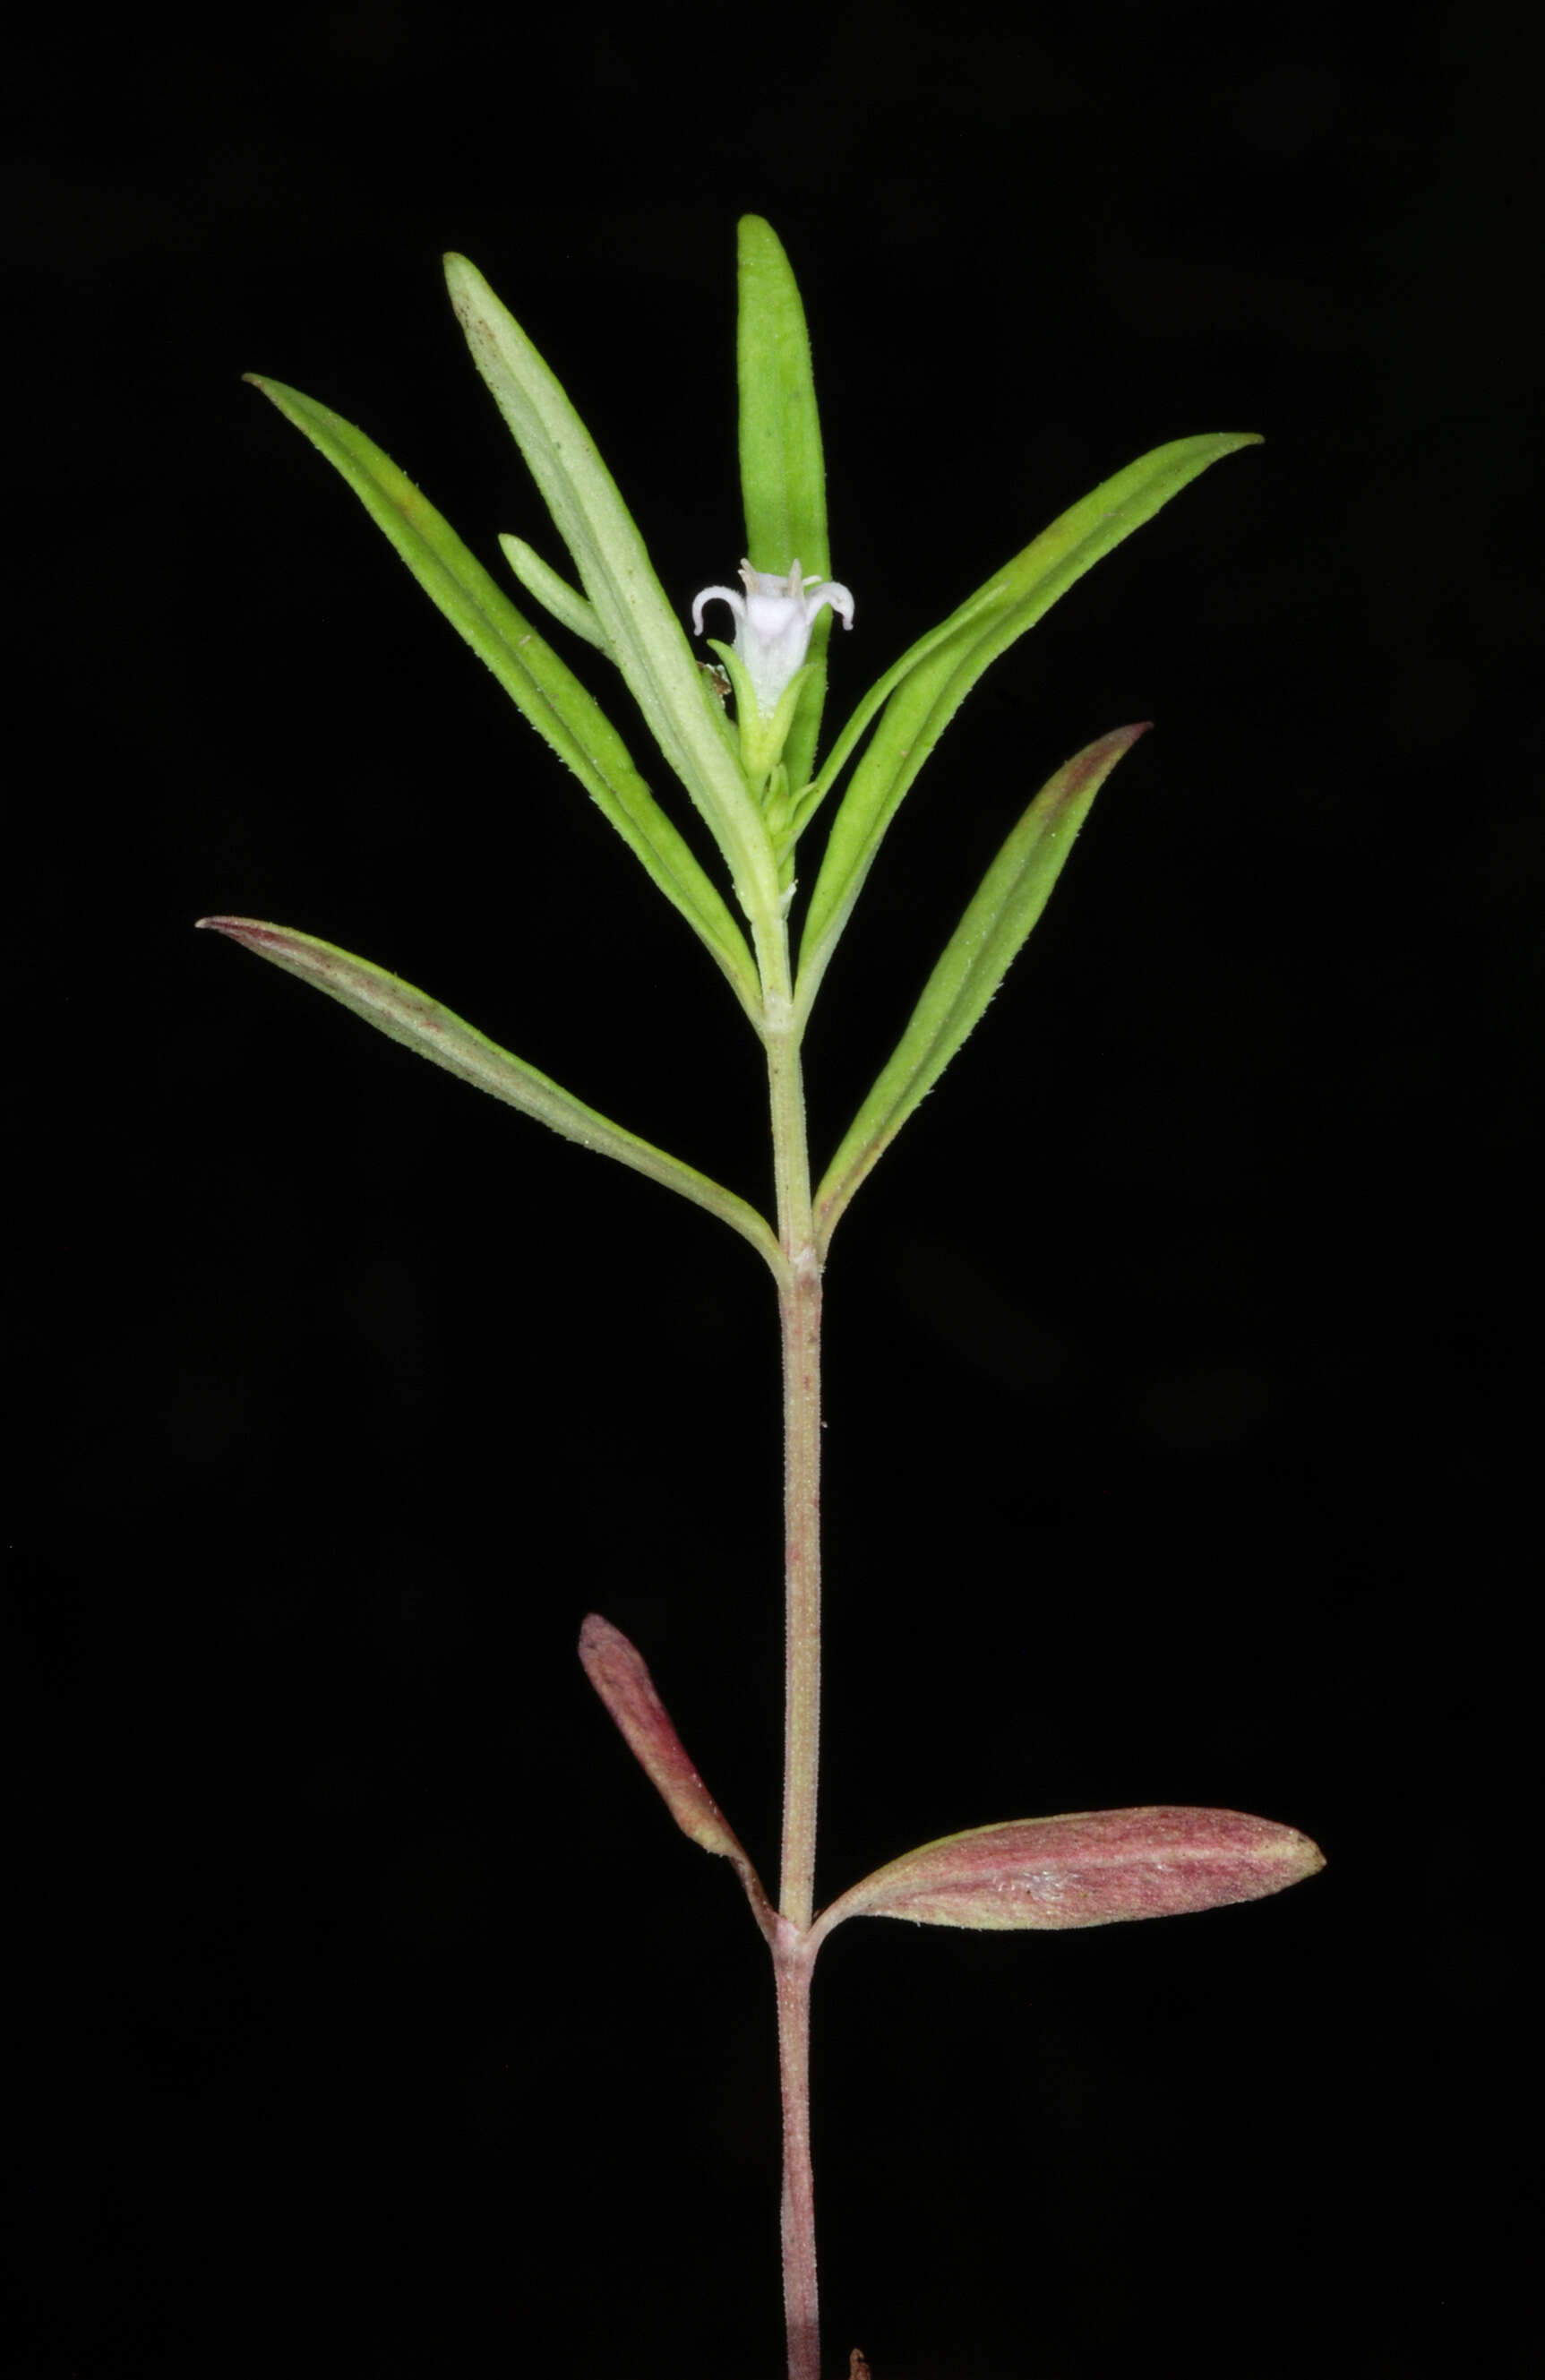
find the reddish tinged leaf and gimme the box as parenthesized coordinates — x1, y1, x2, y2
(813, 1806, 1325, 1941)
(579, 1616, 773, 1929)
(579, 1615, 730, 1852)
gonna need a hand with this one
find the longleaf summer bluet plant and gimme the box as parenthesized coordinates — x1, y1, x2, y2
(202, 218, 1324, 2380)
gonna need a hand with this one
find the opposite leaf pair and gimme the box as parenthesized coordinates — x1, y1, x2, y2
(579, 1613, 1325, 1955)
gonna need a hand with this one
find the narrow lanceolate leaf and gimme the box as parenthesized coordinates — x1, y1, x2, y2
(196, 920, 782, 1271)
(443, 255, 781, 933)
(813, 725, 1147, 1254)
(783, 580, 1009, 853)
(245, 375, 760, 1018)
(811, 1807, 1325, 1945)
(798, 432, 1261, 1008)
(497, 533, 608, 650)
(736, 214, 835, 797)
(579, 1615, 774, 1936)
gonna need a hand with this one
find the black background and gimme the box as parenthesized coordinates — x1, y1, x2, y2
(13, 4, 1539, 2376)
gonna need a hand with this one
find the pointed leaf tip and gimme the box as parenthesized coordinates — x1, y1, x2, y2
(816, 1806, 1325, 1940)
(579, 1618, 770, 1926)
(197, 915, 278, 943)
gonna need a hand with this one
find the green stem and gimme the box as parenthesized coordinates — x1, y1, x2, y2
(777, 1176, 823, 1934)
(758, 912, 825, 2380)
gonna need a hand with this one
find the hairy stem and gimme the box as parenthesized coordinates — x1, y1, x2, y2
(777, 1233, 823, 1931)
(775, 1929, 820, 2380)
(760, 917, 825, 2379)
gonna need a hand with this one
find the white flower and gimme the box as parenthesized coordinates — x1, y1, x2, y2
(691, 560, 854, 719)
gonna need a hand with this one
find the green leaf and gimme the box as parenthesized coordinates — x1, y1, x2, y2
(197, 918, 782, 1271)
(736, 215, 835, 797)
(245, 375, 760, 1019)
(797, 432, 1261, 1014)
(443, 254, 781, 937)
(497, 533, 607, 650)
(813, 724, 1146, 1252)
(810, 1807, 1325, 1944)
(784, 577, 1009, 854)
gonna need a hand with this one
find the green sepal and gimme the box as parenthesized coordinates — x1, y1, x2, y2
(705, 639, 815, 798)
(444, 254, 781, 937)
(812, 724, 1148, 1254)
(197, 917, 783, 1272)
(497, 533, 607, 650)
(796, 432, 1261, 1021)
(735, 216, 835, 800)
(245, 374, 761, 1020)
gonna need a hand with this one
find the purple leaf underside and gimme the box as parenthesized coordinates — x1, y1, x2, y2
(579, 1616, 773, 1929)
(819, 1805, 1325, 1938)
